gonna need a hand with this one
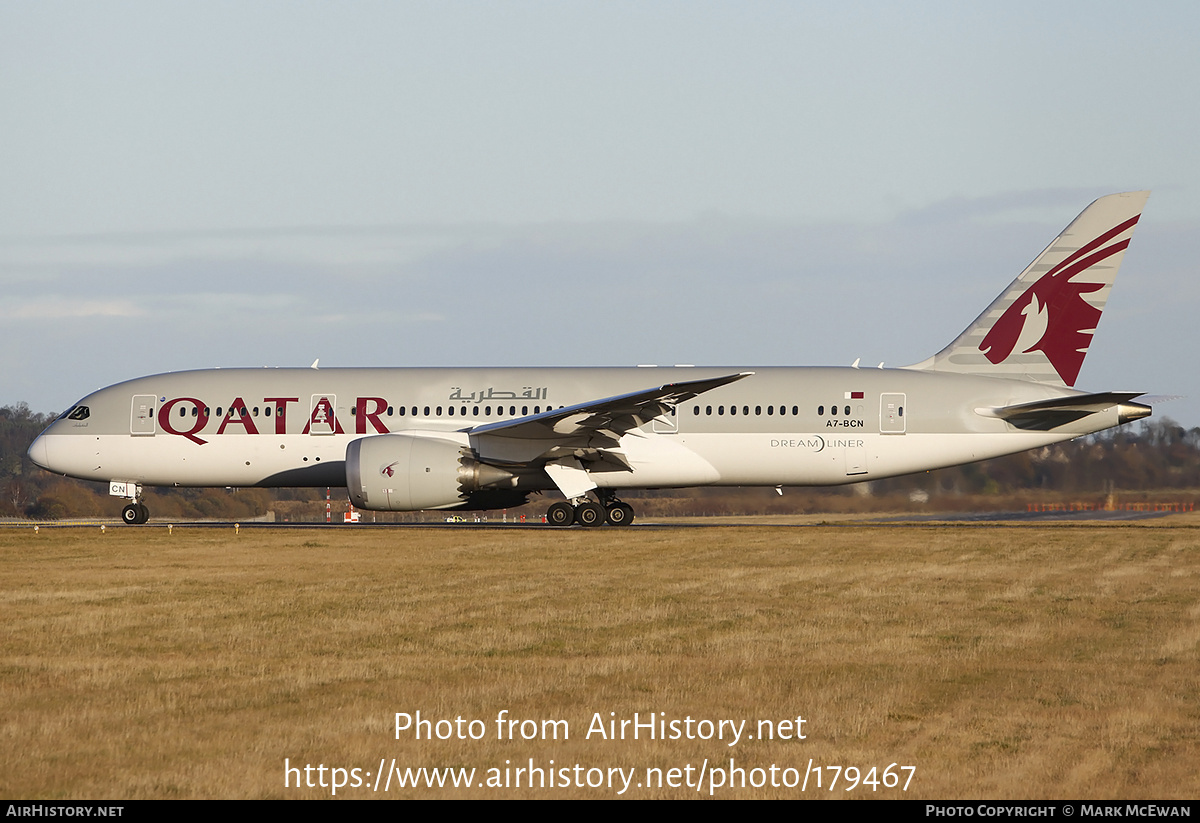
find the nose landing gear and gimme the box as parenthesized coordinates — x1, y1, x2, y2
(121, 502, 149, 525)
(112, 481, 149, 524)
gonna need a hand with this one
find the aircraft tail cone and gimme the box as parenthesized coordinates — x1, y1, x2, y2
(1117, 403, 1152, 424)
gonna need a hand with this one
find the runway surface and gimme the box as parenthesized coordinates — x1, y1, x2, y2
(1, 508, 1179, 530)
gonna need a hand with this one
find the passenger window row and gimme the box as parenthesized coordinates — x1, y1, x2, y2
(817, 405, 853, 416)
(374, 405, 557, 417)
(689, 403, 870, 418)
(175, 404, 559, 419)
(692, 404, 802, 417)
(170, 401, 871, 422)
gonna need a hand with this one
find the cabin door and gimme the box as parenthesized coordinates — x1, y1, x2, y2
(309, 395, 338, 435)
(881, 393, 907, 434)
(130, 395, 156, 435)
(652, 406, 679, 433)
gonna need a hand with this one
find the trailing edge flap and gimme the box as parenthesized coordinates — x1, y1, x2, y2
(977, 391, 1146, 431)
(466, 372, 752, 465)
(470, 371, 753, 442)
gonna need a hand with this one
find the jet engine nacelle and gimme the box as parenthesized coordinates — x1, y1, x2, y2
(345, 434, 527, 512)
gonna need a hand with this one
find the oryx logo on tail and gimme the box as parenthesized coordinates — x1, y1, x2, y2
(912, 191, 1149, 387)
(978, 214, 1140, 386)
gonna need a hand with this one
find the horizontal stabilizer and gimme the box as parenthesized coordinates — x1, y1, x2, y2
(1135, 394, 1183, 406)
(977, 392, 1150, 431)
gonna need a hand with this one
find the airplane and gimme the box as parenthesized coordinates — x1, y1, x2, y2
(28, 191, 1152, 526)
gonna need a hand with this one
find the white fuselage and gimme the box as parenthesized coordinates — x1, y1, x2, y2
(29, 365, 1117, 501)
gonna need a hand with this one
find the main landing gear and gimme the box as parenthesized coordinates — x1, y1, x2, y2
(546, 493, 635, 527)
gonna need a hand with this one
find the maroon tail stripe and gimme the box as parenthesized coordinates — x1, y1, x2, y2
(1041, 214, 1140, 281)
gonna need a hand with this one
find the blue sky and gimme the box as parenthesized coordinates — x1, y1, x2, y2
(3, 2, 1198, 426)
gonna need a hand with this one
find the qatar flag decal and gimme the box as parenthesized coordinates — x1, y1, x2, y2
(844, 391, 864, 400)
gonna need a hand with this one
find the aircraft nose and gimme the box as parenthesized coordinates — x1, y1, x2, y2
(28, 434, 51, 470)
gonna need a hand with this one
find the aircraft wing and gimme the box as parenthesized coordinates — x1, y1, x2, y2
(466, 372, 752, 467)
(979, 391, 1147, 431)
(470, 371, 753, 441)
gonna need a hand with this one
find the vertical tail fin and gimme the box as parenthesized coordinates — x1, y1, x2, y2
(909, 191, 1149, 387)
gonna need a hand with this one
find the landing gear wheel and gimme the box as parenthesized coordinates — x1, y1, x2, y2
(576, 501, 604, 527)
(547, 502, 576, 526)
(605, 502, 635, 526)
(122, 504, 145, 525)
(138, 503, 149, 524)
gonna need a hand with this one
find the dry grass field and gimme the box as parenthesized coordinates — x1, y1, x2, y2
(1, 519, 1197, 799)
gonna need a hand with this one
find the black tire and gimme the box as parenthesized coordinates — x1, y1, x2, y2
(547, 502, 575, 526)
(122, 504, 141, 524)
(576, 502, 604, 527)
(606, 502, 635, 526)
(137, 503, 149, 524)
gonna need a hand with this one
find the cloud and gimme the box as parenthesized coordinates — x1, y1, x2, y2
(1, 298, 145, 320)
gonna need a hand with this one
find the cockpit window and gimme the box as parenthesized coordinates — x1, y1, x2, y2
(66, 405, 90, 421)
